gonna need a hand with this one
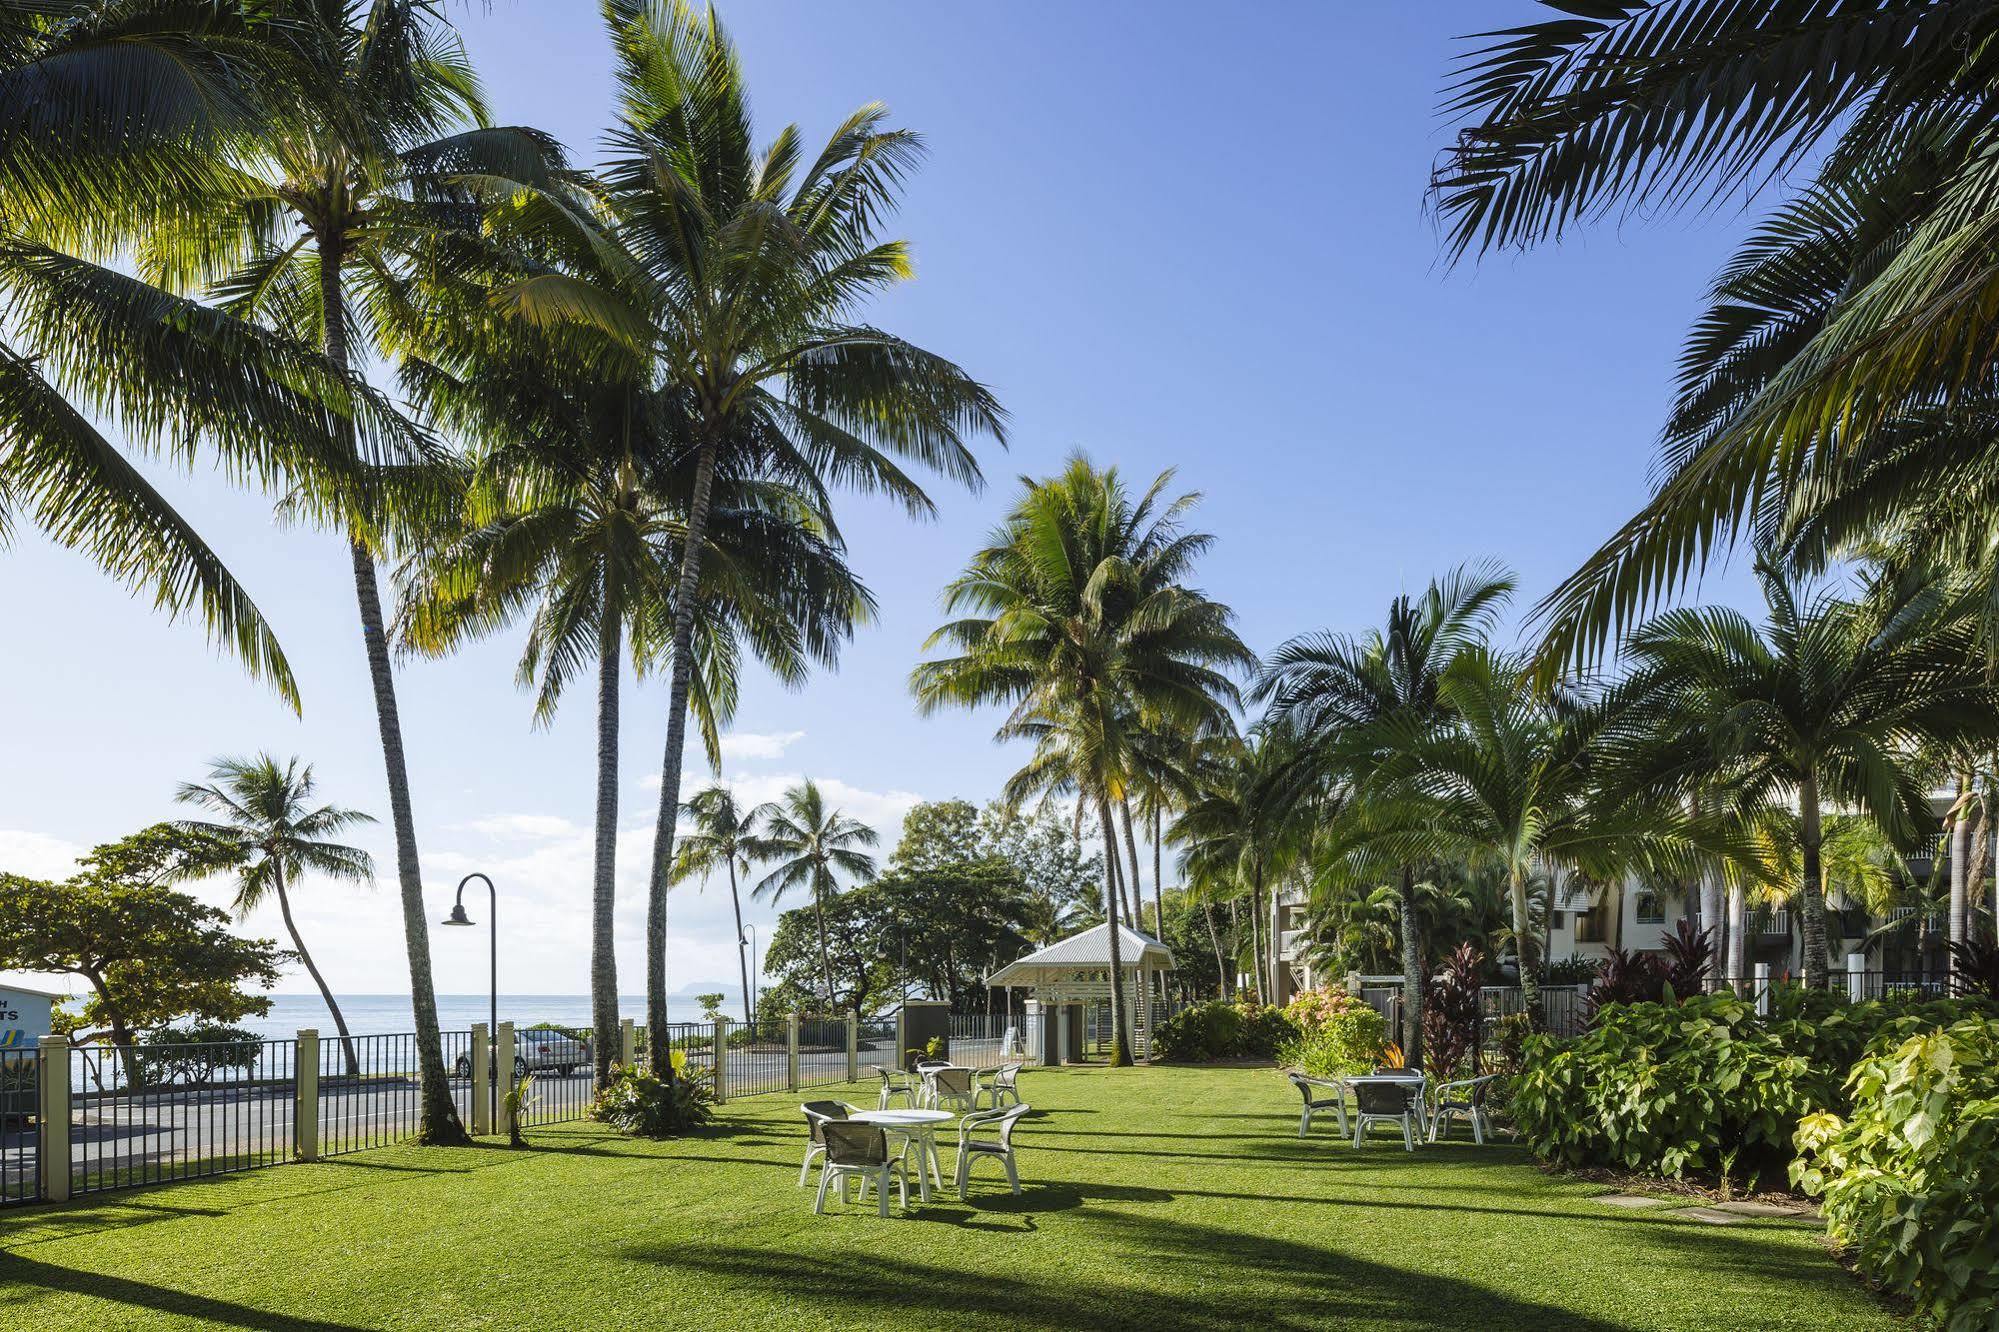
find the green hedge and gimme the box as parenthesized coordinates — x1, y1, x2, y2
(1152, 1000, 1298, 1063)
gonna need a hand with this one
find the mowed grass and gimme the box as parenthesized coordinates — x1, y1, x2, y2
(0, 1064, 1900, 1331)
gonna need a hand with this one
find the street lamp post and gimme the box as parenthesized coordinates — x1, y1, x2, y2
(743, 924, 758, 1032)
(442, 872, 498, 1071)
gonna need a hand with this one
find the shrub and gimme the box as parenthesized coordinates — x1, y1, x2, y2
(136, 1025, 262, 1085)
(1793, 1018, 1999, 1328)
(1152, 999, 1300, 1062)
(1422, 944, 1485, 1078)
(1950, 938, 1999, 1001)
(1279, 1003, 1387, 1080)
(589, 1054, 714, 1137)
(1543, 955, 1601, 987)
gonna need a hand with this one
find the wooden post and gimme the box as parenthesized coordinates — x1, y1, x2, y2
(38, 1033, 71, 1203)
(495, 1022, 517, 1140)
(846, 1014, 859, 1084)
(619, 1017, 636, 1068)
(295, 1029, 320, 1161)
(786, 1014, 800, 1091)
(711, 1017, 730, 1102)
(469, 1023, 491, 1136)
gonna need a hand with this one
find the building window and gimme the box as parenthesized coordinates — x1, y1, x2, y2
(1635, 892, 1664, 925)
(1575, 909, 1607, 944)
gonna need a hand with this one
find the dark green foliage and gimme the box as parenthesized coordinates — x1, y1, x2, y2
(1152, 999, 1300, 1063)
(1949, 938, 1999, 1001)
(589, 1059, 714, 1138)
(1543, 955, 1601, 987)
(1422, 943, 1485, 1078)
(135, 1025, 262, 1086)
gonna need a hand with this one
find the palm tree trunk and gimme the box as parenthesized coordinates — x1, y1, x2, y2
(645, 435, 720, 1073)
(1949, 770, 1971, 967)
(1246, 869, 1266, 1005)
(1799, 770, 1831, 989)
(1699, 876, 1723, 992)
(590, 611, 622, 1089)
(321, 244, 463, 1144)
(1097, 794, 1132, 1066)
(1119, 798, 1145, 934)
(1397, 866, 1423, 1068)
(1726, 882, 1748, 984)
(1511, 866, 1538, 1014)
(727, 858, 753, 1031)
(1151, 804, 1165, 939)
(812, 877, 836, 1009)
(1202, 897, 1228, 999)
(1268, 873, 1287, 1006)
(274, 865, 359, 1080)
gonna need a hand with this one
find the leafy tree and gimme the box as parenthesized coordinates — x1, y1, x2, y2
(760, 881, 897, 1022)
(174, 755, 373, 1079)
(753, 780, 879, 1004)
(914, 456, 1253, 1064)
(0, 825, 286, 1085)
(673, 785, 778, 1034)
(694, 993, 724, 1022)
(974, 802, 1103, 941)
(888, 800, 982, 873)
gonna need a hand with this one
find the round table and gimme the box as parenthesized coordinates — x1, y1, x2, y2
(849, 1108, 955, 1201)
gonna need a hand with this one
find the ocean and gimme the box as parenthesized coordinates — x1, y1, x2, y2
(240, 994, 733, 1041)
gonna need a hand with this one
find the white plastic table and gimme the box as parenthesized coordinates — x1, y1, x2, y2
(850, 1108, 954, 1200)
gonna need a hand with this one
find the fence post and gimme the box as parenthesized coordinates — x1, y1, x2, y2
(846, 1014, 859, 1084)
(619, 1017, 636, 1068)
(495, 1022, 516, 1140)
(1054, 1005, 1071, 1065)
(295, 1029, 320, 1161)
(1846, 953, 1867, 1003)
(710, 1017, 729, 1102)
(469, 1023, 491, 1136)
(37, 1034, 71, 1203)
(1753, 963, 1771, 1017)
(785, 1014, 800, 1090)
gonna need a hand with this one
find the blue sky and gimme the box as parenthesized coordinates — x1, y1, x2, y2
(0, 3, 1768, 1005)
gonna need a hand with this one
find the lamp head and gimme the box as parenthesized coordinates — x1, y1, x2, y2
(442, 903, 474, 927)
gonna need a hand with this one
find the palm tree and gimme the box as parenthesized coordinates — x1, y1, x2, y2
(481, 1, 1003, 1060)
(1433, 4, 1999, 667)
(1258, 563, 1514, 1060)
(753, 781, 879, 1007)
(174, 755, 373, 1078)
(914, 457, 1253, 1065)
(1612, 559, 1999, 986)
(138, 0, 576, 1144)
(674, 785, 777, 1029)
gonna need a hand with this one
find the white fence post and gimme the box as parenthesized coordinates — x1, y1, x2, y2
(469, 1022, 491, 1136)
(495, 1021, 516, 1140)
(1846, 953, 1867, 1004)
(786, 1014, 800, 1090)
(711, 1017, 729, 1102)
(37, 1033, 70, 1203)
(1055, 1005, 1071, 1065)
(619, 1017, 636, 1068)
(1753, 963, 1771, 1017)
(295, 1029, 320, 1161)
(846, 1014, 859, 1084)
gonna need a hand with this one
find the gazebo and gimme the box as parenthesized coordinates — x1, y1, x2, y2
(986, 922, 1175, 1062)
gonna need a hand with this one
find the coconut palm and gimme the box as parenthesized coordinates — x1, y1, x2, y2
(477, 1, 1002, 1058)
(1433, 4, 1999, 668)
(1258, 563, 1514, 1059)
(752, 781, 879, 1006)
(913, 458, 1253, 1065)
(173, 755, 373, 1078)
(674, 786, 778, 1030)
(1611, 559, 1999, 987)
(134, 0, 578, 1143)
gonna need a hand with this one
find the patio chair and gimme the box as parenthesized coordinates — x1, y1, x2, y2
(1352, 1080, 1421, 1152)
(798, 1101, 853, 1186)
(1287, 1072, 1348, 1138)
(928, 1066, 978, 1114)
(977, 1063, 1024, 1111)
(1428, 1073, 1499, 1145)
(875, 1065, 916, 1110)
(814, 1121, 909, 1218)
(954, 1103, 1031, 1198)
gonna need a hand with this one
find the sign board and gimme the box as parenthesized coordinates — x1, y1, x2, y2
(0, 985, 59, 1049)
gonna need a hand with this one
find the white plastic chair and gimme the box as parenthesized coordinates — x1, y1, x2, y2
(1351, 1078, 1422, 1151)
(797, 1100, 854, 1186)
(874, 1065, 916, 1110)
(1429, 1073, 1499, 1144)
(928, 1066, 978, 1114)
(1287, 1072, 1348, 1137)
(814, 1121, 909, 1217)
(977, 1063, 1023, 1110)
(954, 1103, 1030, 1198)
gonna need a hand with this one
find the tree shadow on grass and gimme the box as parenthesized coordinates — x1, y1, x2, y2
(627, 1206, 1635, 1332)
(0, 1252, 369, 1332)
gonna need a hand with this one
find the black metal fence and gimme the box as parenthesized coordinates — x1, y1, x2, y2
(69, 1037, 296, 1198)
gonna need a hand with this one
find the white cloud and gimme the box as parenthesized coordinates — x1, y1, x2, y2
(0, 829, 84, 879)
(717, 729, 806, 763)
(716, 773, 922, 845)
(458, 813, 583, 840)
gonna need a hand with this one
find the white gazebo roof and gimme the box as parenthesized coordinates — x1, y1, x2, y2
(985, 922, 1174, 988)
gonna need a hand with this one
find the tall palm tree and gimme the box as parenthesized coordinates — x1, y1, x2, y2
(173, 755, 373, 1078)
(914, 457, 1253, 1065)
(753, 781, 879, 1006)
(141, 0, 575, 1143)
(1258, 563, 1514, 1060)
(674, 785, 777, 1029)
(1433, 4, 1999, 668)
(1611, 559, 1999, 986)
(482, 1, 1003, 1060)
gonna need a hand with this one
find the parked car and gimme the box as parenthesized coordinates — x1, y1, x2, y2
(454, 1028, 591, 1080)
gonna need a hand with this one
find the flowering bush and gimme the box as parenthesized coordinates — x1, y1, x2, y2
(590, 1053, 714, 1137)
(1277, 988, 1387, 1080)
(1283, 986, 1366, 1032)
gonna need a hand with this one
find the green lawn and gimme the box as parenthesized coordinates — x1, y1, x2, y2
(1, 1065, 1900, 1331)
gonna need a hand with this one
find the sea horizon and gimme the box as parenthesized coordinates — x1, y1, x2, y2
(239, 991, 753, 1042)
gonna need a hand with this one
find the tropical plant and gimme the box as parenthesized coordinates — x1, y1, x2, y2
(913, 457, 1253, 1064)
(174, 755, 373, 1079)
(1421, 943, 1486, 1079)
(674, 785, 778, 1030)
(1610, 560, 1999, 987)
(1950, 938, 1999, 1003)
(753, 780, 879, 1005)
(591, 1053, 715, 1138)
(1259, 562, 1515, 1063)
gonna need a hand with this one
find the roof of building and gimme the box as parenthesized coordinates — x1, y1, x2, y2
(985, 922, 1175, 987)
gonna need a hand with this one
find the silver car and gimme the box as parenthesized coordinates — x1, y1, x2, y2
(454, 1028, 592, 1079)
